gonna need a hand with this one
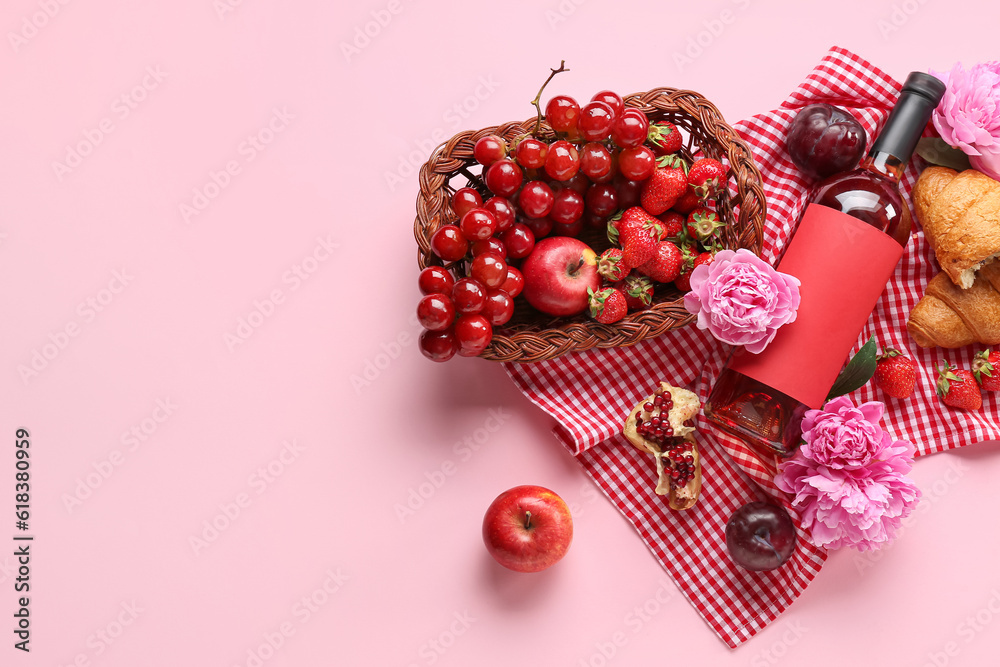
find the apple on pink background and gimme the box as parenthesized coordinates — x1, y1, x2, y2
(482, 485, 574, 572)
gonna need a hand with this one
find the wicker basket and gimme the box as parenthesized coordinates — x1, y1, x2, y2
(414, 87, 767, 363)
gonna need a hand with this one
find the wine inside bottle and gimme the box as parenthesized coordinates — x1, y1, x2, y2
(704, 72, 946, 459)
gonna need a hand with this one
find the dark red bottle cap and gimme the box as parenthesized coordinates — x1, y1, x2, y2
(869, 72, 946, 164)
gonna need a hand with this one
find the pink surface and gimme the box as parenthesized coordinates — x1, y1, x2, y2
(2, 1, 999, 665)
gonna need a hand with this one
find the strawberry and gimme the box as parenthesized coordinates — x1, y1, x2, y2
(936, 362, 982, 411)
(620, 222, 660, 268)
(685, 207, 725, 242)
(687, 158, 727, 200)
(675, 250, 713, 291)
(608, 206, 659, 245)
(648, 121, 683, 155)
(597, 248, 630, 282)
(973, 349, 1000, 391)
(671, 187, 700, 215)
(656, 211, 686, 241)
(637, 241, 683, 283)
(588, 287, 628, 324)
(615, 274, 654, 311)
(873, 348, 917, 399)
(641, 165, 687, 215)
(618, 215, 662, 268)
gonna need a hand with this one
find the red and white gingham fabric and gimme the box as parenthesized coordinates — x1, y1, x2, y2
(504, 47, 1000, 648)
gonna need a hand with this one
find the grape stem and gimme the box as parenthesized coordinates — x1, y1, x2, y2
(531, 60, 569, 136)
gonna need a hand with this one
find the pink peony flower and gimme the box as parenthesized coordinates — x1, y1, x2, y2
(774, 397, 921, 551)
(683, 248, 800, 354)
(799, 396, 886, 470)
(931, 61, 1000, 181)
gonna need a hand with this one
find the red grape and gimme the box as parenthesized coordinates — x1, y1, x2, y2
(591, 90, 624, 118)
(470, 253, 507, 289)
(550, 188, 584, 225)
(452, 278, 486, 314)
(578, 101, 615, 142)
(614, 176, 643, 209)
(522, 215, 553, 239)
(585, 183, 618, 217)
(459, 208, 497, 241)
(544, 140, 580, 181)
(451, 188, 483, 218)
(519, 181, 555, 219)
(417, 294, 455, 331)
(551, 219, 583, 238)
(474, 135, 507, 166)
(499, 223, 535, 259)
(483, 290, 514, 326)
(471, 237, 506, 257)
(418, 266, 455, 296)
(430, 225, 468, 262)
(545, 95, 581, 134)
(618, 146, 656, 181)
(455, 315, 493, 357)
(500, 266, 524, 297)
(419, 328, 458, 362)
(483, 196, 515, 233)
(582, 211, 607, 229)
(484, 159, 523, 198)
(564, 172, 590, 195)
(514, 138, 548, 170)
(580, 142, 612, 180)
(611, 109, 650, 149)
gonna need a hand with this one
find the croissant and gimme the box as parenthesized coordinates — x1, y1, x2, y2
(913, 166, 1000, 289)
(908, 262, 1000, 348)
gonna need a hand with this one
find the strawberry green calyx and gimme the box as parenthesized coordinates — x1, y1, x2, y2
(656, 153, 688, 173)
(876, 347, 903, 362)
(647, 122, 678, 148)
(973, 349, 995, 382)
(588, 287, 613, 318)
(678, 243, 698, 272)
(607, 210, 624, 245)
(622, 277, 653, 306)
(597, 249, 629, 282)
(688, 210, 725, 240)
(935, 362, 961, 397)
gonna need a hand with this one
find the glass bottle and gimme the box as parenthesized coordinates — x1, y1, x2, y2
(704, 72, 946, 459)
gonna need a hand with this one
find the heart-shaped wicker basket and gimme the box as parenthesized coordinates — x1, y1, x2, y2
(413, 87, 767, 363)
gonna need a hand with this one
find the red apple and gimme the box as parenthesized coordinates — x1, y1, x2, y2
(521, 237, 600, 316)
(482, 485, 573, 573)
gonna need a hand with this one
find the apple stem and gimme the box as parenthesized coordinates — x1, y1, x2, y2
(530, 61, 569, 135)
(524, 511, 532, 530)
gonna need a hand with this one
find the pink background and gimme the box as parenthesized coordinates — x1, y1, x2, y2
(3, 0, 1000, 665)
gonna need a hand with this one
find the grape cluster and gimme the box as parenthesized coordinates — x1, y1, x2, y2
(417, 84, 725, 362)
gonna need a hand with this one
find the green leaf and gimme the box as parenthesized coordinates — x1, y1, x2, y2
(826, 337, 877, 402)
(916, 138, 971, 171)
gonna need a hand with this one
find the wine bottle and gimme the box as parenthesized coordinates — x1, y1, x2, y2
(704, 72, 946, 459)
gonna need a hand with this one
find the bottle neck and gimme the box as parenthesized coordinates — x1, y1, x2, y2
(860, 151, 906, 184)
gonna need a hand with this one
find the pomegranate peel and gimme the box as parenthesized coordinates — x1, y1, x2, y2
(623, 381, 702, 511)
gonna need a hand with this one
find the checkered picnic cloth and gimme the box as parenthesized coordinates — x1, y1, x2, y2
(504, 47, 1000, 648)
